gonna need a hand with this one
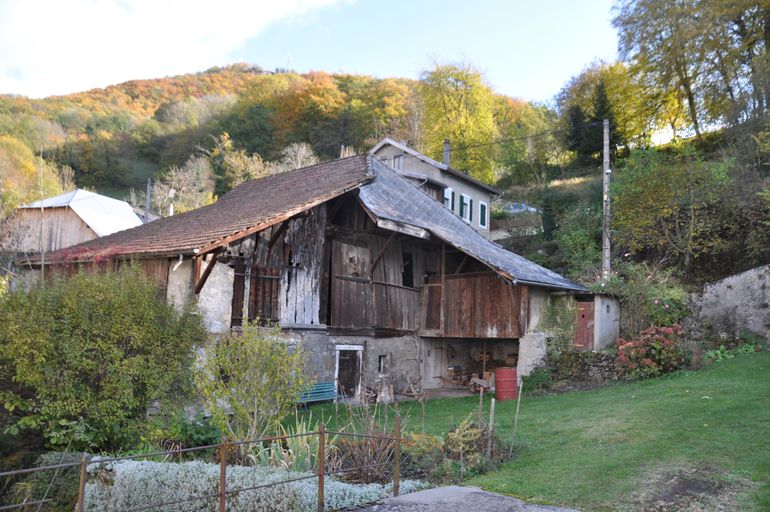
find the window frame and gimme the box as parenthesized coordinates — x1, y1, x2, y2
(479, 201, 488, 229)
(443, 187, 455, 211)
(460, 194, 472, 223)
(392, 154, 404, 170)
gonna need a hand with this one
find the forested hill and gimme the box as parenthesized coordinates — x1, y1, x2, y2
(0, 63, 553, 200)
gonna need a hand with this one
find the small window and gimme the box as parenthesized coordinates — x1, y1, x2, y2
(402, 251, 414, 288)
(479, 202, 488, 229)
(378, 355, 388, 374)
(460, 194, 471, 222)
(392, 154, 404, 170)
(443, 187, 454, 210)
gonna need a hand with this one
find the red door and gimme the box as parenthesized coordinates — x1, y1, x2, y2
(573, 301, 594, 351)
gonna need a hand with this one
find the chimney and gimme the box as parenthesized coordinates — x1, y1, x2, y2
(442, 139, 451, 166)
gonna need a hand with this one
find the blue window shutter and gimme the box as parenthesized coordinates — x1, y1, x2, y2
(469, 198, 473, 222)
(451, 191, 455, 211)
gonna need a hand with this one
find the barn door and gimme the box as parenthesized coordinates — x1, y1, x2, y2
(573, 301, 594, 351)
(330, 241, 371, 328)
(248, 265, 280, 325)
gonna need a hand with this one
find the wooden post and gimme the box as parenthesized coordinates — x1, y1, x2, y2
(318, 422, 325, 512)
(509, 381, 524, 458)
(439, 243, 446, 336)
(478, 387, 484, 425)
(76, 452, 87, 512)
(482, 339, 487, 375)
(486, 398, 496, 457)
(393, 414, 401, 497)
(219, 437, 227, 512)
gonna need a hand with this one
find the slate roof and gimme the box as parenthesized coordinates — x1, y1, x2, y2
(23, 155, 583, 291)
(359, 159, 585, 291)
(23, 156, 371, 263)
(21, 189, 143, 236)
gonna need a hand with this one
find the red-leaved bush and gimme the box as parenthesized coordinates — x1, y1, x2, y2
(615, 324, 685, 379)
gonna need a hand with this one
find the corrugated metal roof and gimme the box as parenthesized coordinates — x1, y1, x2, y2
(359, 158, 585, 291)
(21, 189, 143, 236)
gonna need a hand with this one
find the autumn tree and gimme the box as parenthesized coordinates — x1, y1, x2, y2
(419, 62, 499, 183)
(614, 0, 770, 132)
(495, 96, 560, 185)
(612, 146, 730, 271)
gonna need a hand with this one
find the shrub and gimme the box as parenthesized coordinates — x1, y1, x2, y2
(540, 295, 577, 359)
(83, 459, 427, 511)
(521, 368, 554, 393)
(597, 262, 688, 337)
(143, 412, 221, 457)
(195, 322, 308, 460)
(615, 325, 686, 379)
(444, 414, 484, 470)
(0, 268, 207, 451)
(401, 432, 444, 480)
(6, 452, 84, 511)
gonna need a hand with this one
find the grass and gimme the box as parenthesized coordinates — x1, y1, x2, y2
(303, 352, 770, 511)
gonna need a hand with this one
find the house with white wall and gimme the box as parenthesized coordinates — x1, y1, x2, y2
(370, 138, 499, 238)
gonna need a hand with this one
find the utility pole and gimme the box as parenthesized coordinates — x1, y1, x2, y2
(602, 119, 611, 284)
(145, 178, 152, 223)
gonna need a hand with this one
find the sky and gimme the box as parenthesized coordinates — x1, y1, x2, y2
(0, 0, 618, 103)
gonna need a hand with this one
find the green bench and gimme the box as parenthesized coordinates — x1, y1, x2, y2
(299, 381, 338, 404)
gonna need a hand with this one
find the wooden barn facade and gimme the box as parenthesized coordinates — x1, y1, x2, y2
(19, 156, 588, 397)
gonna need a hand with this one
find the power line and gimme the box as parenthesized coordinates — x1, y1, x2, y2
(430, 121, 604, 159)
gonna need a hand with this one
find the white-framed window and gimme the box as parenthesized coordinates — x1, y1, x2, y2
(392, 154, 404, 170)
(459, 194, 472, 223)
(443, 187, 455, 211)
(479, 201, 488, 229)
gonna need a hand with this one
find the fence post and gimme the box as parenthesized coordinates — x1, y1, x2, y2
(317, 422, 325, 512)
(219, 437, 227, 512)
(393, 414, 401, 497)
(76, 452, 87, 512)
(486, 398, 496, 458)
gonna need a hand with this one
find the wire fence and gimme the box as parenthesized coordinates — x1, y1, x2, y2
(0, 417, 403, 512)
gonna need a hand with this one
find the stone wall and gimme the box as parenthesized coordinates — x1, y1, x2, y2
(197, 261, 233, 333)
(686, 264, 770, 339)
(517, 332, 547, 377)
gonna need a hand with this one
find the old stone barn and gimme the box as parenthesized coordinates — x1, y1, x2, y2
(18, 156, 596, 397)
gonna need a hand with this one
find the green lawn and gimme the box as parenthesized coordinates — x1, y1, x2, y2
(305, 352, 770, 511)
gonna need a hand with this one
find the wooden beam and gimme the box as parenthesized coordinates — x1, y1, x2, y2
(194, 255, 203, 283)
(267, 222, 289, 251)
(375, 219, 430, 239)
(194, 252, 219, 295)
(370, 232, 396, 276)
(453, 254, 469, 274)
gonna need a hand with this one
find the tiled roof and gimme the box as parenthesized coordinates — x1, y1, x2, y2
(358, 158, 585, 291)
(23, 156, 371, 263)
(23, 155, 583, 291)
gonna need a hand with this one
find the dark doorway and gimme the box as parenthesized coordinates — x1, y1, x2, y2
(337, 350, 360, 397)
(402, 251, 414, 288)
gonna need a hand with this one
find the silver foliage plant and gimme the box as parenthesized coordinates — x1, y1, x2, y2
(84, 459, 428, 511)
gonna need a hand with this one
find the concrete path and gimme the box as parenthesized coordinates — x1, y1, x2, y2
(354, 486, 579, 512)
